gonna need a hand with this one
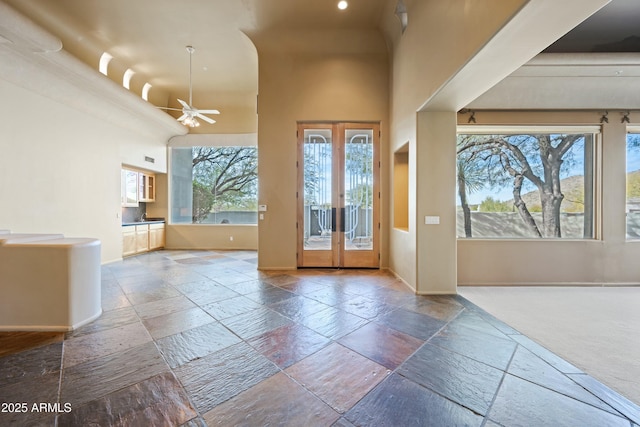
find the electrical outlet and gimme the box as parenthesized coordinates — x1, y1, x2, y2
(229, 236, 234, 241)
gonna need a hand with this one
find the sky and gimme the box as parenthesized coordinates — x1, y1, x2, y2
(462, 136, 640, 206)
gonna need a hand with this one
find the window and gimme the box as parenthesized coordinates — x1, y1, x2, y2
(99, 52, 112, 75)
(456, 127, 597, 239)
(142, 83, 152, 101)
(170, 146, 258, 224)
(123, 68, 135, 89)
(627, 130, 640, 239)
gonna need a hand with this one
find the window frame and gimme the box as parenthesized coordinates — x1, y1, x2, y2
(626, 126, 640, 240)
(168, 134, 258, 226)
(455, 125, 602, 241)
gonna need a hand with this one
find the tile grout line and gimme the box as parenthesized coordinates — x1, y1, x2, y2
(480, 342, 519, 426)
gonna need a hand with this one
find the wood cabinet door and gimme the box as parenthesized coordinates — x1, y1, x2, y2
(149, 224, 165, 250)
(122, 228, 136, 256)
(135, 225, 149, 253)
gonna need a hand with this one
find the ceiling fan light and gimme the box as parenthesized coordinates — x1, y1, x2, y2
(181, 116, 200, 128)
(170, 46, 217, 128)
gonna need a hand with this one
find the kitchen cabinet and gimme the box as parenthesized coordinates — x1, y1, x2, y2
(123, 223, 165, 257)
(149, 223, 165, 250)
(135, 225, 149, 253)
(122, 227, 136, 256)
(122, 169, 139, 207)
(121, 168, 155, 206)
(138, 172, 155, 202)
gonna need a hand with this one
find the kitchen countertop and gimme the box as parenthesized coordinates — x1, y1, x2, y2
(122, 220, 165, 226)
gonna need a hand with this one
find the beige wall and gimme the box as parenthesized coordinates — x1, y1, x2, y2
(415, 111, 458, 294)
(170, 90, 258, 135)
(384, 0, 610, 293)
(0, 78, 169, 264)
(166, 225, 258, 250)
(251, 29, 389, 270)
(385, 0, 527, 291)
(146, 172, 168, 219)
(457, 111, 640, 285)
(386, 0, 527, 132)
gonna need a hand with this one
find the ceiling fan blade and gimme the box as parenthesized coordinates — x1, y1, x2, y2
(157, 107, 183, 112)
(196, 113, 216, 124)
(197, 109, 220, 115)
(177, 113, 188, 122)
(177, 99, 191, 110)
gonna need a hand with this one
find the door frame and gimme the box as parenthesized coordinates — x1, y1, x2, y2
(296, 121, 380, 268)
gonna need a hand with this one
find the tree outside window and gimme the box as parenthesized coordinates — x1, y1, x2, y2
(170, 146, 258, 224)
(626, 132, 640, 238)
(456, 131, 595, 239)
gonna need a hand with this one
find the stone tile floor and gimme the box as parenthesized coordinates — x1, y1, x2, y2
(1, 249, 639, 426)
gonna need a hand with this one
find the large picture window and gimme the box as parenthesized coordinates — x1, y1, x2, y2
(627, 130, 640, 239)
(170, 146, 258, 224)
(456, 127, 597, 239)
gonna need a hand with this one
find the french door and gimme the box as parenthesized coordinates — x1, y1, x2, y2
(297, 122, 380, 268)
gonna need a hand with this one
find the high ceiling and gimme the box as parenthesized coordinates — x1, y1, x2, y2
(2, 0, 639, 115)
(2, 0, 388, 102)
(467, 0, 640, 110)
(546, 0, 640, 53)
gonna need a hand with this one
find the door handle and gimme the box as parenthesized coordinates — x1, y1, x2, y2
(340, 207, 345, 232)
(331, 208, 337, 232)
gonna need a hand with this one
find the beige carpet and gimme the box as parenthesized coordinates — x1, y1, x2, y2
(458, 286, 640, 405)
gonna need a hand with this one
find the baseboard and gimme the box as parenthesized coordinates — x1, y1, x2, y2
(386, 267, 416, 293)
(416, 290, 458, 296)
(71, 309, 103, 330)
(0, 324, 72, 332)
(458, 282, 640, 287)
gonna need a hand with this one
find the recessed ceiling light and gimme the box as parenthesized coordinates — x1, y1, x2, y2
(338, 1, 348, 10)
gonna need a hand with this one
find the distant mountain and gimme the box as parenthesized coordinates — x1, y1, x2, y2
(508, 175, 585, 212)
(473, 171, 640, 212)
(509, 171, 640, 211)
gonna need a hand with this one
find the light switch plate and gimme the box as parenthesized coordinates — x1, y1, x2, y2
(425, 216, 440, 225)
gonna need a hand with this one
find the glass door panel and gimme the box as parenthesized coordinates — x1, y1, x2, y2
(299, 127, 336, 267)
(303, 129, 333, 251)
(298, 123, 379, 268)
(344, 129, 374, 251)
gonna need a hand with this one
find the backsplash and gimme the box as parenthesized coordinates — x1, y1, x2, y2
(122, 202, 146, 223)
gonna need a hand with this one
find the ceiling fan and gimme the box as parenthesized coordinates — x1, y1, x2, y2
(162, 45, 219, 128)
